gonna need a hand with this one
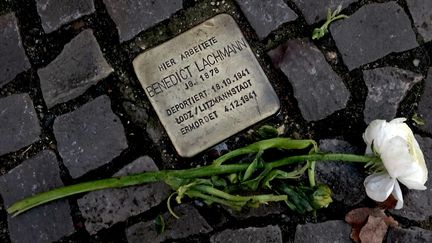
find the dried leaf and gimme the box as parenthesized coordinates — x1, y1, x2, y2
(345, 207, 372, 243)
(359, 215, 388, 243)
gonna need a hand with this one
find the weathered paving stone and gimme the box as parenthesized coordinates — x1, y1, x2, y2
(77, 156, 171, 234)
(235, 0, 297, 39)
(0, 94, 41, 156)
(126, 204, 212, 243)
(268, 39, 349, 121)
(53, 95, 128, 178)
(294, 220, 351, 243)
(224, 203, 284, 220)
(330, 2, 418, 70)
(387, 227, 432, 243)
(363, 67, 423, 123)
(102, 0, 182, 42)
(0, 13, 31, 88)
(0, 150, 75, 243)
(390, 135, 432, 221)
(210, 225, 282, 243)
(291, 0, 357, 24)
(418, 68, 432, 134)
(406, 0, 432, 42)
(316, 139, 366, 206)
(38, 29, 113, 108)
(35, 0, 95, 33)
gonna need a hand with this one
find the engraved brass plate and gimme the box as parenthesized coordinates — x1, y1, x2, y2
(133, 14, 280, 157)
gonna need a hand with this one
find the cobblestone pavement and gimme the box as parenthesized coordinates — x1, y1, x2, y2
(1, 0, 432, 242)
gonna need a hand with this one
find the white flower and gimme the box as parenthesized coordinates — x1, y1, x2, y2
(363, 118, 428, 209)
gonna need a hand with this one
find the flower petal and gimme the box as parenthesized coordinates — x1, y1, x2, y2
(392, 180, 404, 209)
(363, 120, 386, 152)
(364, 173, 396, 202)
(379, 136, 418, 179)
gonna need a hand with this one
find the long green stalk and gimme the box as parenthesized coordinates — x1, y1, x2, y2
(7, 153, 376, 216)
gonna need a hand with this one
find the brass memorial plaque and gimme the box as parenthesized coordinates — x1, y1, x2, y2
(133, 14, 280, 157)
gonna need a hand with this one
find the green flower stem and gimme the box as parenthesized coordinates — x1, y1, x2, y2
(7, 153, 377, 216)
(308, 161, 316, 187)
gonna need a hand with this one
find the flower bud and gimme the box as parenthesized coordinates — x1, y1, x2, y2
(310, 184, 333, 209)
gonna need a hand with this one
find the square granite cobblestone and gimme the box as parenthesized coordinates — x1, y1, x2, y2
(235, 0, 297, 39)
(330, 2, 418, 70)
(406, 0, 432, 42)
(53, 95, 128, 178)
(38, 29, 113, 108)
(0, 93, 41, 156)
(363, 67, 422, 123)
(0, 13, 31, 88)
(102, 0, 182, 42)
(268, 39, 349, 121)
(294, 220, 351, 243)
(126, 204, 212, 243)
(35, 0, 95, 33)
(0, 150, 75, 243)
(418, 68, 432, 134)
(210, 225, 282, 243)
(291, 0, 357, 24)
(77, 156, 170, 234)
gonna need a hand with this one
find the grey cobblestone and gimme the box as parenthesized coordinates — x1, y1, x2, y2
(0, 13, 31, 88)
(418, 68, 432, 134)
(0, 93, 41, 156)
(210, 225, 282, 243)
(406, 0, 432, 42)
(291, 0, 357, 24)
(236, 0, 297, 39)
(390, 135, 432, 221)
(53, 95, 128, 178)
(317, 139, 366, 206)
(387, 227, 432, 243)
(35, 0, 95, 33)
(294, 220, 351, 243)
(77, 156, 170, 234)
(126, 204, 212, 243)
(38, 29, 113, 108)
(330, 2, 418, 70)
(102, 0, 182, 42)
(268, 39, 349, 121)
(363, 67, 423, 123)
(0, 150, 74, 243)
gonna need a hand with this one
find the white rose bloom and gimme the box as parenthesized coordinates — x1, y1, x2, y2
(363, 118, 428, 209)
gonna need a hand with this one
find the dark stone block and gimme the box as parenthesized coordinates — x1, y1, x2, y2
(78, 156, 170, 234)
(38, 29, 113, 108)
(406, 0, 432, 42)
(102, 0, 182, 42)
(363, 67, 422, 123)
(126, 204, 212, 243)
(291, 0, 357, 24)
(294, 220, 351, 243)
(210, 225, 282, 243)
(317, 139, 366, 206)
(268, 39, 349, 121)
(36, 0, 95, 33)
(0, 13, 31, 88)
(418, 68, 432, 134)
(0, 150, 74, 243)
(330, 2, 418, 70)
(235, 0, 297, 39)
(387, 227, 432, 243)
(0, 94, 41, 156)
(53, 95, 128, 178)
